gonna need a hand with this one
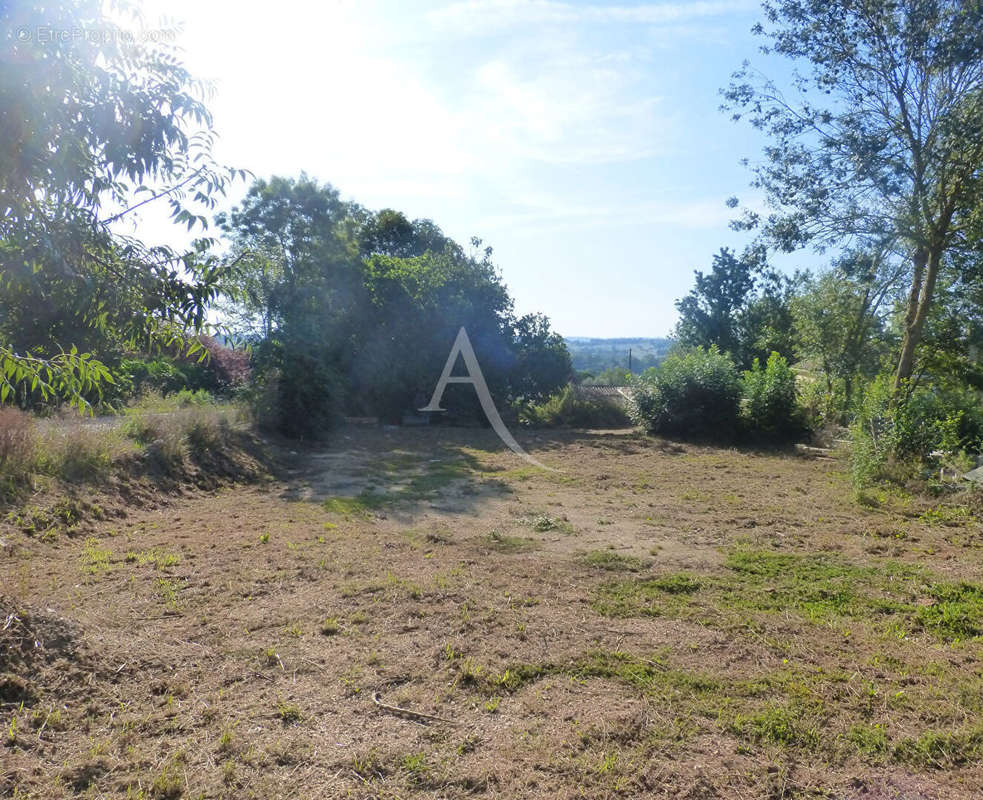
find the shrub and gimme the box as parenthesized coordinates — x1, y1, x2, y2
(850, 377, 983, 488)
(742, 351, 802, 437)
(628, 346, 741, 439)
(519, 385, 629, 428)
(271, 347, 344, 438)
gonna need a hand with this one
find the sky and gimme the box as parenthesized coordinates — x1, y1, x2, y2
(133, 0, 807, 338)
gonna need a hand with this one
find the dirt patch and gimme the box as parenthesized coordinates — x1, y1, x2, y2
(1, 425, 982, 798)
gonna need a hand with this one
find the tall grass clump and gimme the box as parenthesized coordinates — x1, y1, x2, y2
(629, 346, 741, 439)
(34, 424, 127, 483)
(0, 407, 36, 497)
(520, 385, 629, 428)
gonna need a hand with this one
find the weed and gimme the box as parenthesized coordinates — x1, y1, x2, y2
(848, 723, 888, 756)
(320, 617, 341, 636)
(155, 578, 180, 611)
(486, 530, 538, 553)
(80, 538, 113, 574)
(579, 550, 646, 572)
(277, 701, 302, 724)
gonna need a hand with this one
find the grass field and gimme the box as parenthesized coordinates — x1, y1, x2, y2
(2, 425, 983, 798)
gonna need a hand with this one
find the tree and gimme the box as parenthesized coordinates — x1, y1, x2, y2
(674, 247, 797, 368)
(675, 248, 756, 360)
(1, 0, 242, 409)
(725, 0, 983, 393)
(216, 176, 362, 435)
(508, 313, 572, 403)
(792, 250, 898, 414)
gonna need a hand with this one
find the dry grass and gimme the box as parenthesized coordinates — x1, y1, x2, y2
(2, 426, 983, 798)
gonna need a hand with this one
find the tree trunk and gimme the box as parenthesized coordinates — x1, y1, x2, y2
(893, 245, 941, 393)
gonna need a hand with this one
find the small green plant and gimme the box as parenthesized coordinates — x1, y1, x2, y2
(848, 722, 888, 756)
(320, 617, 341, 636)
(155, 578, 180, 610)
(80, 538, 113, 574)
(484, 696, 501, 713)
(259, 532, 270, 544)
(149, 761, 183, 799)
(277, 701, 302, 724)
(401, 751, 429, 782)
(217, 725, 236, 754)
(579, 550, 646, 572)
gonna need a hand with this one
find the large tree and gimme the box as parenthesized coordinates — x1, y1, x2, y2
(725, 0, 983, 392)
(792, 249, 898, 414)
(1, 0, 241, 409)
(674, 247, 797, 369)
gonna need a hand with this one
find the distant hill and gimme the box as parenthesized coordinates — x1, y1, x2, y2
(565, 337, 672, 376)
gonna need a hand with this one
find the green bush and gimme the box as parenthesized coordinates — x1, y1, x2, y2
(742, 351, 802, 437)
(850, 376, 983, 488)
(629, 346, 741, 439)
(519, 385, 629, 428)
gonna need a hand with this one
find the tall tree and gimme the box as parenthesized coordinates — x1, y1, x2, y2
(675, 247, 796, 368)
(792, 250, 897, 414)
(725, 0, 983, 392)
(1, 0, 241, 409)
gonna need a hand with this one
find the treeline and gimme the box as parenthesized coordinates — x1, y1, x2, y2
(215, 177, 571, 435)
(0, 1, 570, 437)
(565, 338, 672, 379)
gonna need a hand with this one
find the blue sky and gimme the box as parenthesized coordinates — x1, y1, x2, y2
(139, 0, 811, 337)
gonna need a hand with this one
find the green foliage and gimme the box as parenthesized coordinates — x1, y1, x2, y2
(742, 351, 802, 437)
(674, 248, 797, 369)
(219, 176, 569, 435)
(851, 376, 983, 488)
(724, 0, 983, 387)
(629, 346, 741, 439)
(0, 0, 244, 410)
(519, 386, 629, 428)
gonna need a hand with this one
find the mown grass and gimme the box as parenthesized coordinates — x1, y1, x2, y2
(592, 548, 983, 642)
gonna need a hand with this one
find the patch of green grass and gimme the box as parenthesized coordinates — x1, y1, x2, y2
(400, 751, 429, 783)
(915, 582, 983, 639)
(591, 549, 983, 643)
(322, 492, 387, 516)
(591, 572, 701, 617)
(320, 617, 341, 636)
(80, 538, 113, 574)
(277, 701, 302, 724)
(578, 550, 646, 572)
(848, 723, 889, 756)
(485, 530, 538, 553)
(124, 548, 180, 569)
(735, 703, 820, 748)
(919, 504, 974, 526)
(892, 726, 983, 767)
(155, 577, 181, 611)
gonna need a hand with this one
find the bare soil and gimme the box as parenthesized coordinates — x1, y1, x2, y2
(2, 425, 983, 799)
